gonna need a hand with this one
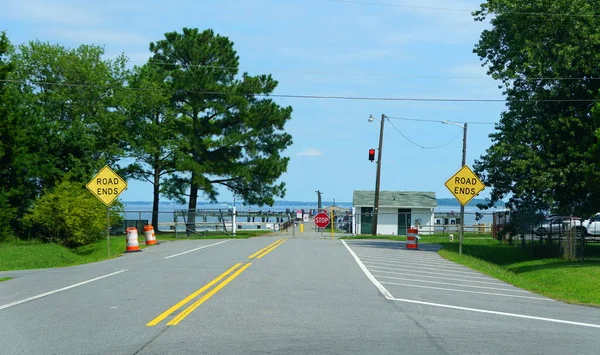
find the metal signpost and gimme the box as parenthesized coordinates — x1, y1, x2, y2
(444, 165, 485, 255)
(86, 165, 128, 257)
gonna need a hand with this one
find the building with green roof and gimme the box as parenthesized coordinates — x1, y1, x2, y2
(353, 190, 437, 235)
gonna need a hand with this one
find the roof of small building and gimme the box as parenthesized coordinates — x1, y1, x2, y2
(353, 190, 437, 208)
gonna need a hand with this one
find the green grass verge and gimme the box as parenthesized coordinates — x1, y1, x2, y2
(0, 230, 270, 271)
(0, 277, 11, 282)
(436, 239, 600, 306)
(0, 238, 138, 271)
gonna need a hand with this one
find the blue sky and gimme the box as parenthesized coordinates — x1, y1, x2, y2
(0, 0, 505, 203)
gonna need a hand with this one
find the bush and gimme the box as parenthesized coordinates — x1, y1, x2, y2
(23, 179, 123, 247)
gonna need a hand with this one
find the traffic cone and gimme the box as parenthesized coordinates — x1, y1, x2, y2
(125, 227, 142, 253)
(143, 225, 157, 246)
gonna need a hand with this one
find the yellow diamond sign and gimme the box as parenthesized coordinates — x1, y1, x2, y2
(445, 165, 485, 206)
(86, 165, 128, 206)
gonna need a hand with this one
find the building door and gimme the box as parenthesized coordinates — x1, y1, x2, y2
(361, 207, 373, 234)
(398, 209, 411, 236)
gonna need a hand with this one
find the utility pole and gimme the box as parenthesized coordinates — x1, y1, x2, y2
(442, 120, 468, 255)
(372, 114, 386, 236)
(459, 123, 468, 255)
(316, 190, 323, 210)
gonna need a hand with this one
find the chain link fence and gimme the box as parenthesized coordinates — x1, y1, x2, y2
(115, 209, 293, 236)
(350, 211, 494, 236)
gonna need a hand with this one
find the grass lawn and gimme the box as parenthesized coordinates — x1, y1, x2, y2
(0, 277, 11, 282)
(0, 230, 271, 271)
(343, 234, 600, 306)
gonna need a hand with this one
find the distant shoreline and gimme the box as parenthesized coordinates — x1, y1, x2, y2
(123, 198, 503, 207)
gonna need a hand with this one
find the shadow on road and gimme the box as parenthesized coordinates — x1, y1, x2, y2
(343, 239, 441, 253)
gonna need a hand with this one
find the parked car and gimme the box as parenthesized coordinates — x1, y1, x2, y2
(337, 215, 351, 232)
(581, 213, 600, 239)
(535, 216, 584, 237)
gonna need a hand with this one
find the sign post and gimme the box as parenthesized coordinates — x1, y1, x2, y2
(444, 165, 485, 255)
(330, 208, 334, 240)
(86, 165, 128, 257)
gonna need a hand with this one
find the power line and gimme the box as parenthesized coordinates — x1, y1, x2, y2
(144, 60, 600, 82)
(326, 0, 600, 17)
(386, 118, 463, 149)
(387, 116, 496, 125)
(6, 57, 596, 83)
(1, 79, 599, 103)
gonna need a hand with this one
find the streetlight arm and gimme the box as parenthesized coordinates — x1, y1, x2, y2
(441, 120, 465, 129)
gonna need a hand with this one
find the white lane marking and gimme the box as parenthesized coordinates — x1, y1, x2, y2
(366, 264, 498, 281)
(359, 258, 483, 274)
(371, 269, 511, 286)
(374, 275, 531, 293)
(354, 251, 443, 260)
(356, 253, 466, 266)
(356, 254, 467, 270)
(343, 241, 600, 329)
(380, 281, 553, 301)
(341, 240, 393, 299)
(389, 297, 600, 329)
(355, 253, 457, 266)
(364, 261, 484, 277)
(164, 240, 230, 259)
(0, 269, 129, 311)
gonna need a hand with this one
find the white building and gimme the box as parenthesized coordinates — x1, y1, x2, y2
(353, 190, 437, 235)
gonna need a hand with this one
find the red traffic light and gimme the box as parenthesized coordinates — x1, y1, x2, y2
(368, 148, 375, 161)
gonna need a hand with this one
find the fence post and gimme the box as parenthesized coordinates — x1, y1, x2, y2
(232, 207, 236, 236)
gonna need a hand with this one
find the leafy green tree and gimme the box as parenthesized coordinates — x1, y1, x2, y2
(10, 40, 130, 188)
(472, 0, 600, 218)
(123, 64, 178, 228)
(0, 32, 42, 240)
(149, 28, 293, 229)
(22, 179, 123, 247)
(0, 31, 18, 241)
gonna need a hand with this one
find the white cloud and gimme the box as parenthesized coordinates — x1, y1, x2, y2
(297, 148, 324, 157)
(1, 0, 104, 26)
(49, 29, 149, 46)
(277, 46, 406, 64)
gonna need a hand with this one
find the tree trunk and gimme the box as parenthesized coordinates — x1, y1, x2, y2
(187, 172, 198, 234)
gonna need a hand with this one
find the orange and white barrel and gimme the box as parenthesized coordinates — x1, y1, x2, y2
(125, 227, 142, 252)
(143, 225, 157, 246)
(406, 227, 419, 250)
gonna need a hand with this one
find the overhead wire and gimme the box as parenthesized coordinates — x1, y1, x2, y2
(1, 79, 599, 103)
(326, 0, 600, 17)
(2, 57, 596, 83)
(143, 60, 600, 82)
(387, 116, 496, 125)
(386, 118, 463, 150)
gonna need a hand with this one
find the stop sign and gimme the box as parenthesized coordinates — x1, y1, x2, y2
(314, 212, 330, 228)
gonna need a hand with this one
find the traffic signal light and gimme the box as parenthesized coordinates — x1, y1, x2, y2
(368, 148, 375, 162)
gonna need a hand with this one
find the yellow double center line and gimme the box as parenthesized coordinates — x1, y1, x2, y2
(247, 238, 286, 259)
(147, 238, 286, 326)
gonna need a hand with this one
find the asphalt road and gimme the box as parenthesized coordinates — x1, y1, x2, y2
(1, 237, 600, 354)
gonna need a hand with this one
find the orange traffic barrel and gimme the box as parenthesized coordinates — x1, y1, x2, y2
(125, 227, 142, 252)
(406, 228, 419, 250)
(143, 225, 157, 246)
